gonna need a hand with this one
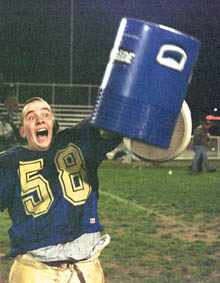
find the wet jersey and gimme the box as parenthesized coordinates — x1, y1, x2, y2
(0, 119, 121, 257)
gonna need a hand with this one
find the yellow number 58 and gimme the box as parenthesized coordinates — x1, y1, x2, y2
(18, 144, 91, 218)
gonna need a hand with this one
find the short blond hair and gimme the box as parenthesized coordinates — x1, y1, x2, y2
(20, 97, 53, 125)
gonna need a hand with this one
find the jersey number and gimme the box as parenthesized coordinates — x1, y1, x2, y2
(18, 144, 91, 218)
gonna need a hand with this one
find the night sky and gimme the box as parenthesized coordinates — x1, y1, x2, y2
(0, 0, 219, 125)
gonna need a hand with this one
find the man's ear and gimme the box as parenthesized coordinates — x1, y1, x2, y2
(53, 120, 59, 136)
(19, 126, 26, 138)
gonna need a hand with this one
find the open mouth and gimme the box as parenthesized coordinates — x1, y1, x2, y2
(36, 129, 48, 137)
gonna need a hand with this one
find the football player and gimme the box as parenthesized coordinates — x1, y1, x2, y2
(0, 97, 122, 282)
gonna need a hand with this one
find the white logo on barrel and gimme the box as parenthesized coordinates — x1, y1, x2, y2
(110, 48, 135, 64)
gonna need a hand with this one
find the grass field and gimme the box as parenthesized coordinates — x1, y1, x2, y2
(1, 160, 220, 282)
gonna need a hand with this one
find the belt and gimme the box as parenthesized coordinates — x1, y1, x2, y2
(41, 260, 77, 267)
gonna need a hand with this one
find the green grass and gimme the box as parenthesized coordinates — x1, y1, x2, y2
(1, 160, 220, 282)
(0, 211, 13, 282)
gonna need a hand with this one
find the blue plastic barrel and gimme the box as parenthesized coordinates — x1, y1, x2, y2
(91, 18, 200, 148)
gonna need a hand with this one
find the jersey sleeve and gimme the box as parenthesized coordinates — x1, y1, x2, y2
(63, 119, 122, 167)
(87, 119, 122, 150)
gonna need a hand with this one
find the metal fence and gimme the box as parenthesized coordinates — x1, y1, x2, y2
(2, 82, 220, 160)
(4, 82, 100, 106)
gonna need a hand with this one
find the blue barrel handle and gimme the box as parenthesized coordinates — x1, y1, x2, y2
(156, 44, 187, 71)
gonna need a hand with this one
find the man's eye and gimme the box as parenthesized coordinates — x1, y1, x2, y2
(28, 116, 35, 120)
(43, 113, 49, 118)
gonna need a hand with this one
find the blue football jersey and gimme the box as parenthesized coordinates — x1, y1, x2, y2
(0, 119, 121, 257)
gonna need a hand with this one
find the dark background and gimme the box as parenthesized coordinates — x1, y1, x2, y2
(0, 0, 219, 128)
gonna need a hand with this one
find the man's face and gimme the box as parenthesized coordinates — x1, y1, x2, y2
(19, 100, 54, 151)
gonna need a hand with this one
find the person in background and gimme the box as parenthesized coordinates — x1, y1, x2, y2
(0, 115, 17, 151)
(0, 97, 122, 283)
(4, 93, 19, 121)
(190, 120, 216, 173)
